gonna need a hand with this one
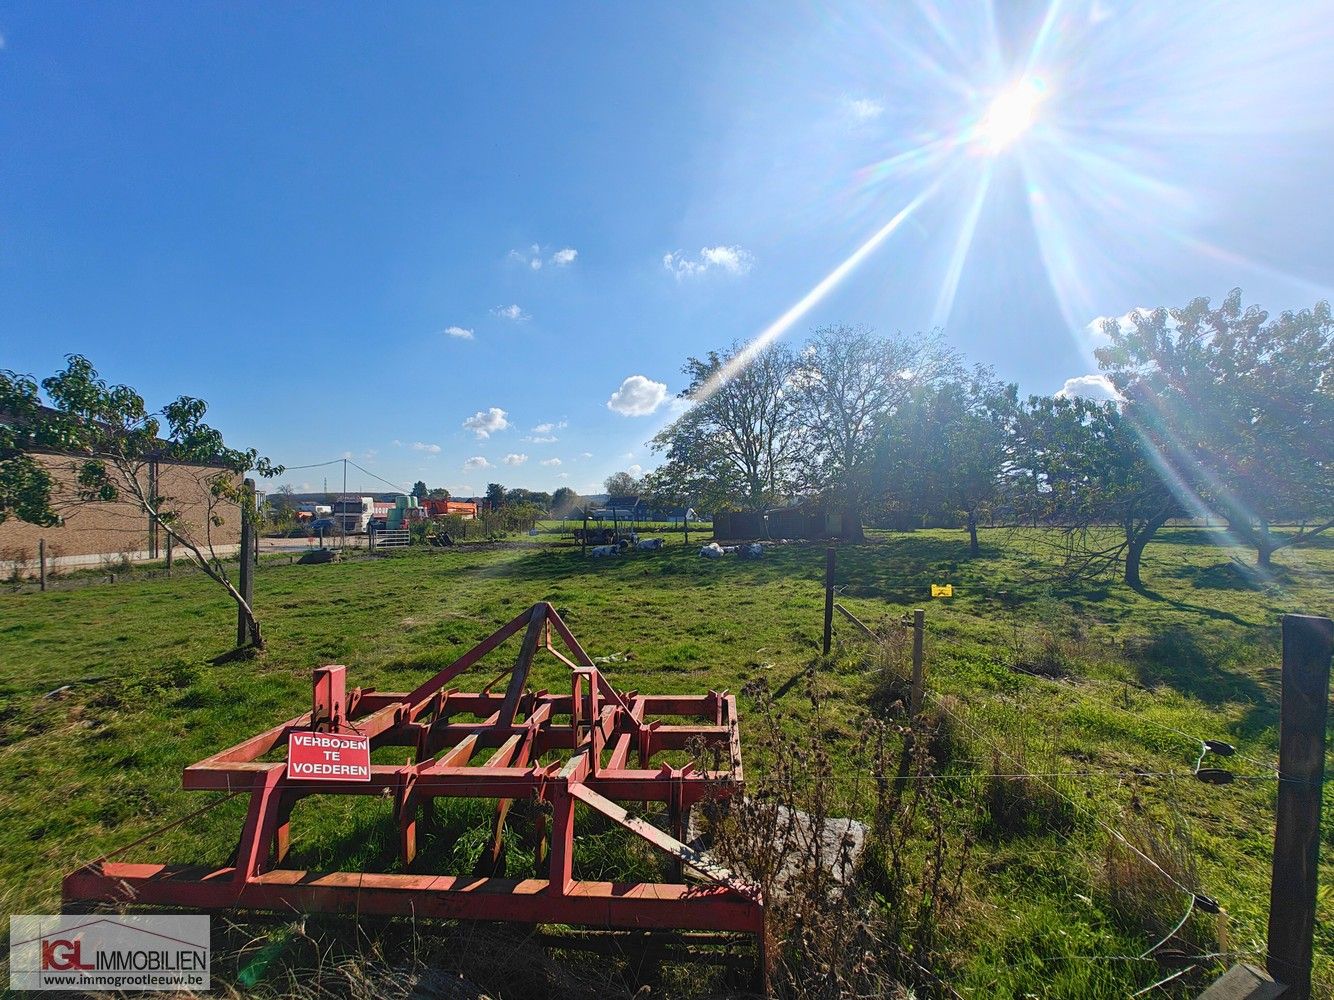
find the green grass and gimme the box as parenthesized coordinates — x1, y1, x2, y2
(0, 526, 1331, 997)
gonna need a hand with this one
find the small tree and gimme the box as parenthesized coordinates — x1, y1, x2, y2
(426, 486, 451, 500)
(0, 356, 282, 648)
(484, 482, 507, 510)
(411, 480, 428, 499)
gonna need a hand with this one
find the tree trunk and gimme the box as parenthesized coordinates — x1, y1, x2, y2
(1124, 536, 1146, 589)
(1257, 542, 1274, 569)
(966, 509, 979, 557)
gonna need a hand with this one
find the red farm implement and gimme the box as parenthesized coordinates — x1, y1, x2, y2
(64, 603, 761, 937)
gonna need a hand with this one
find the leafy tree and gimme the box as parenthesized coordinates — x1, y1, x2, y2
(550, 486, 581, 518)
(1096, 290, 1333, 566)
(426, 487, 451, 500)
(604, 471, 642, 497)
(794, 325, 957, 540)
(411, 480, 428, 499)
(649, 342, 800, 511)
(1012, 395, 1177, 589)
(485, 482, 507, 510)
(0, 356, 282, 648)
(879, 369, 1016, 556)
(505, 487, 551, 509)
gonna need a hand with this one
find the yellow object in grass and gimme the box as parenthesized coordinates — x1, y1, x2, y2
(931, 583, 953, 598)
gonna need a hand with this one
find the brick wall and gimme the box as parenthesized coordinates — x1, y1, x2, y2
(0, 453, 242, 574)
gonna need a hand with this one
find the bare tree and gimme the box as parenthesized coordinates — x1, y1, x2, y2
(794, 325, 957, 540)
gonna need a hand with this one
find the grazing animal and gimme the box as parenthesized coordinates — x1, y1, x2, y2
(699, 542, 725, 559)
(590, 544, 620, 557)
(637, 538, 664, 551)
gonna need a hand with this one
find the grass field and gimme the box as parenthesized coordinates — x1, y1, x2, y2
(0, 527, 1331, 997)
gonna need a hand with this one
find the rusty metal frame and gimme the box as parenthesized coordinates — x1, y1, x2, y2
(64, 603, 761, 935)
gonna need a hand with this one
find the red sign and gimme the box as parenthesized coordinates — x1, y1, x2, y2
(287, 730, 371, 782)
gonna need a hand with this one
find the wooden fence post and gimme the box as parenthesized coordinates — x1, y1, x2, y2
(909, 609, 926, 718)
(822, 547, 835, 655)
(1267, 613, 1333, 998)
(165, 533, 173, 575)
(237, 478, 256, 648)
(38, 539, 46, 592)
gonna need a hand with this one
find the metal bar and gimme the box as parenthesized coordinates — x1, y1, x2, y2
(404, 608, 534, 708)
(66, 865, 764, 933)
(498, 605, 545, 726)
(567, 784, 755, 897)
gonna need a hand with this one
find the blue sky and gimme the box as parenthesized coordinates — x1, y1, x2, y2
(3, 2, 1333, 497)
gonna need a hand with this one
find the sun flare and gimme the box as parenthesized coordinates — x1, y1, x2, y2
(978, 77, 1044, 152)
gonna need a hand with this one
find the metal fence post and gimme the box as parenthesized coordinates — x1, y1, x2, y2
(1267, 613, 1332, 998)
(38, 539, 46, 592)
(822, 547, 835, 655)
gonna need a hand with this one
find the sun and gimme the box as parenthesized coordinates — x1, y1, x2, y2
(978, 77, 1045, 152)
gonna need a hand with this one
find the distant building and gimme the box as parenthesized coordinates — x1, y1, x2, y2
(0, 408, 242, 573)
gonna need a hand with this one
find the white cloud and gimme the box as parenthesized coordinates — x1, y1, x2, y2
(628, 464, 643, 476)
(493, 304, 528, 321)
(579, 451, 592, 460)
(1084, 306, 1159, 341)
(844, 96, 885, 122)
(607, 374, 668, 416)
(463, 407, 510, 439)
(557, 472, 570, 479)
(1055, 374, 1123, 403)
(532, 419, 567, 434)
(411, 441, 442, 454)
(464, 456, 492, 470)
(525, 434, 558, 444)
(540, 458, 562, 467)
(392, 439, 403, 447)
(341, 450, 353, 459)
(444, 325, 474, 340)
(510, 244, 578, 269)
(503, 453, 528, 466)
(363, 449, 377, 461)
(663, 245, 754, 279)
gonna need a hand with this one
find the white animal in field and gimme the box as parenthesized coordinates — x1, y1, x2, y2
(699, 542, 724, 559)
(590, 544, 620, 557)
(637, 538, 664, 551)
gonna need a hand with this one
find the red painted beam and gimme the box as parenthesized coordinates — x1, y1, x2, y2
(64, 865, 764, 934)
